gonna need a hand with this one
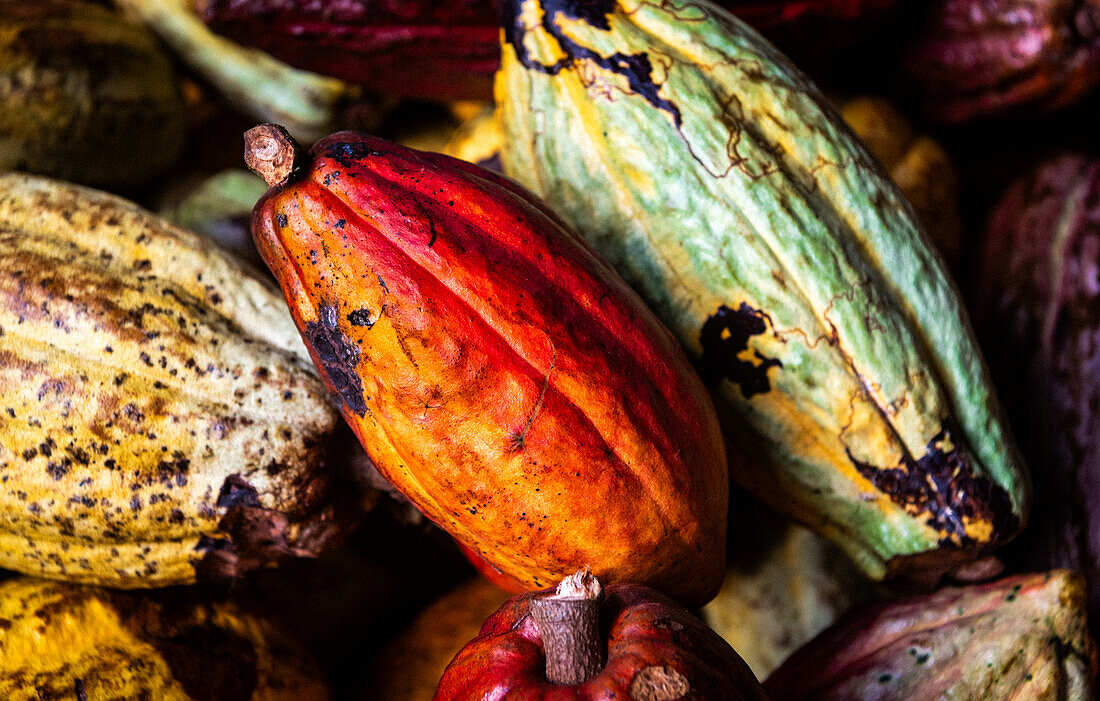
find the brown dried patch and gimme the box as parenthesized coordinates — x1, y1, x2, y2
(630, 665, 691, 700)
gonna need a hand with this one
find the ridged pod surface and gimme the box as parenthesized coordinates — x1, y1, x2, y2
(496, 0, 1028, 579)
(0, 0, 186, 188)
(0, 174, 344, 587)
(0, 577, 328, 700)
(976, 156, 1100, 635)
(765, 571, 1098, 699)
(250, 130, 727, 606)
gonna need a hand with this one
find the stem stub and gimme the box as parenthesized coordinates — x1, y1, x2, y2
(244, 123, 305, 188)
(530, 568, 605, 686)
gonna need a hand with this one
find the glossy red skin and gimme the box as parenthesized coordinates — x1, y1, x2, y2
(201, 0, 900, 100)
(901, 0, 1100, 123)
(251, 132, 728, 606)
(435, 583, 767, 700)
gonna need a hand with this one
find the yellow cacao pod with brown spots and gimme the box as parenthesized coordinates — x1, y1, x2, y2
(0, 174, 348, 588)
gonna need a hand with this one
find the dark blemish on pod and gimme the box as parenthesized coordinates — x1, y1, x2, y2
(75, 678, 87, 701)
(216, 475, 261, 509)
(334, 219, 346, 229)
(305, 302, 368, 415)
(47, 458, 72, 480)
(698, 303, 782, 397)
(347, 307, 382, 329)
(847, 422, 1018, 547)
(325, 141, 382, 167)
(502, 0, 682, 126)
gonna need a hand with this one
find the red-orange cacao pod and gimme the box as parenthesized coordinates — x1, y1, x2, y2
(248, 128, 728, 606)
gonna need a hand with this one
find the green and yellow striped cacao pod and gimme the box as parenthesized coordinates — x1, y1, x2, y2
(0, 174, 348, 587)
(496, 0, 1029, 579)
(0, 0, 186, 189)
(0, 577, 329, 699)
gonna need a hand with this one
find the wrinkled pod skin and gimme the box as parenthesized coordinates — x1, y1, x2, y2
(0, 577, 329, 700)
(496, 0, 1029, 581)
(899, 0, 1100, 123)
(765, 571, 1098, 699)
(435, 581, 767, 700)
(0, 174, 349, 587)
(250, 131, 728, 606)
(975, 156, 1100, 636)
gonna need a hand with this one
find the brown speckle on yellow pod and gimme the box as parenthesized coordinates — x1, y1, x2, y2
(0, 174, 350, 588)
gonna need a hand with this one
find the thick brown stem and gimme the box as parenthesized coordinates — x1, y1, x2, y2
(243, 123, 306, 188)
(529, 568, 604, 686)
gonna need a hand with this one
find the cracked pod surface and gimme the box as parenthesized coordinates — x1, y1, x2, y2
(0, 174, 345, 587)
(496, 0, 1028, 580)
(249, 130, 728, 606)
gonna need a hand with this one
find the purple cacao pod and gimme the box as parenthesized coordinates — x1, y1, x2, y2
(899, 0, 1100, 123)
(765, 571, 1098, 699)
(975, 155, 1100, 634)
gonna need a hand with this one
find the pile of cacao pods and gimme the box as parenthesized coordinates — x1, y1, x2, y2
(2, 0, 1100, 698)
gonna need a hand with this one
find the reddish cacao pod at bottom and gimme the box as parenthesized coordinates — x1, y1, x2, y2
(765, 571, 1098, 699)
(435, 573, 766, 700)
(248, 127, 728, 606)
(975, 156, 1100, 634)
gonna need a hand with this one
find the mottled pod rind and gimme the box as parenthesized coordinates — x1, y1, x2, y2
(0, 174, 344, 587)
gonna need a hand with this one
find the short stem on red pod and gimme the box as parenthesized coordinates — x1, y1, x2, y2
(529, 568, 605, 685)
(244, 123, 306, 188)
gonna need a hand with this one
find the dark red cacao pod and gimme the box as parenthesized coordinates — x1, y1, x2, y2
(899, 0, 1100, 123)
(434, 581, 767, 700)
(201, 0, 901, 101)
(200, 0, 500, 100)
(974, 155, 1100, 635)
(765, 571, 1098, 699)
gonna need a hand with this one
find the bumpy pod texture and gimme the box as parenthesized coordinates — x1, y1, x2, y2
(0, 577, 329, 699)
(497, 0, 1029, 580)
(766, 571, 1098, 699)
(0, 175, 344, 587)
(250, 131, 728, 606)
